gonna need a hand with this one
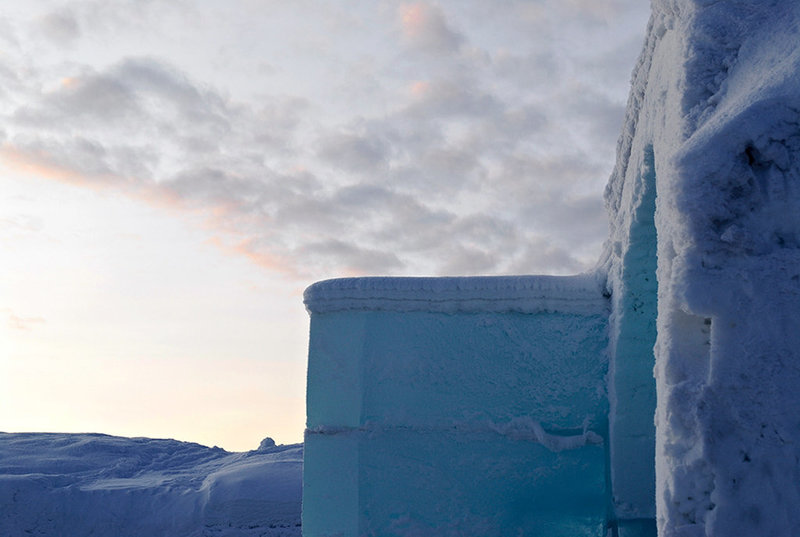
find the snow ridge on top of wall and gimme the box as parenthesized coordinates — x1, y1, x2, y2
(304, 274, 608, 315)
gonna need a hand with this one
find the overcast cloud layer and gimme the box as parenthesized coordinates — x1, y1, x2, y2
(1, 1, 650, 280)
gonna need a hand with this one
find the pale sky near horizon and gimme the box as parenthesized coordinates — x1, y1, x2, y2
(1, 1, 650, 451)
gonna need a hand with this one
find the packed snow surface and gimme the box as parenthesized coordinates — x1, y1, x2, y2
(0, 432, 302, 536)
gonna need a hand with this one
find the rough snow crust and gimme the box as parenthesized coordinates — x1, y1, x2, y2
(602, 1, 800, 535)
(304, 274, 608, 315)
(0, 433, 302, 537)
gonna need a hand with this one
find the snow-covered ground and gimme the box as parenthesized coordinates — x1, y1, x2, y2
(0, 432, 302, 537)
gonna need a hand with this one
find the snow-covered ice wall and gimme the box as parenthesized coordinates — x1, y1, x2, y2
(602, 0, 800, 535)
(303, 276, 614, 536)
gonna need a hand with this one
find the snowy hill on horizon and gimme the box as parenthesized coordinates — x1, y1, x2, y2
(0, 432, 302, 536)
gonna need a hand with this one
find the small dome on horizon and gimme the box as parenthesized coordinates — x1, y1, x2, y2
(257, 437, 276, 451)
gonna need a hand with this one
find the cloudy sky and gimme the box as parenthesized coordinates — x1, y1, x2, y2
(1, 0, 650, 451)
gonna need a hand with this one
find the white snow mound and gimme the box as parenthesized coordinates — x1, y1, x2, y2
(0, 432, 302, 537)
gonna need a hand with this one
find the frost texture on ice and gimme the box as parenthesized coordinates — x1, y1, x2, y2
(304, 276, 615, 536)
(304, 1, 800, 536)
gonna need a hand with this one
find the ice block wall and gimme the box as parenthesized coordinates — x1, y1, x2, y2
(602, 144, 658, 536)
(303, 275, 612, 537)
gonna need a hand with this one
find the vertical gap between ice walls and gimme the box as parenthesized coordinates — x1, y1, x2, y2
(608, 144, 659, 537)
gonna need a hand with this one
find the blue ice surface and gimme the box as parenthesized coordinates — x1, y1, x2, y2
(305, 428, 606, 537)
(303, 275, 650, 536)
(607, 146, 658, 524)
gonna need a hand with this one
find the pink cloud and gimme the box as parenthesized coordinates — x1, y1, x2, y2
(0, 143, 117, 190)
(398, 3, 461, 54)
(7, 313, 46, 331)
(1, 142, 300, 279)
(205, 236, 299, 278)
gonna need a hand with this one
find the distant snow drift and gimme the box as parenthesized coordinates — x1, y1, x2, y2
(0, 433, 302, 536)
